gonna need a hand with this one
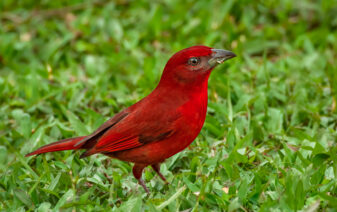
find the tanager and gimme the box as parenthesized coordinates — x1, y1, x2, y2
(26, 45, 236, 193)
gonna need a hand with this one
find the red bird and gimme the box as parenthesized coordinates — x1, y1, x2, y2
(26, 45, 236, 192)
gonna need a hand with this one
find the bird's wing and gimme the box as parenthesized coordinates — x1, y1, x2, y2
(94, 128, 174, 153)
(79, 102, 180, 157)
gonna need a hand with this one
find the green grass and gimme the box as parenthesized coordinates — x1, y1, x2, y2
(1, 0, 337, 211)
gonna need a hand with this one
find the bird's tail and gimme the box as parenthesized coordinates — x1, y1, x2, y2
(25, 136, 86, 157)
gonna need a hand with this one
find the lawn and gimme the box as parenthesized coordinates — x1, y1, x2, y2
(1, 0, 337, 211)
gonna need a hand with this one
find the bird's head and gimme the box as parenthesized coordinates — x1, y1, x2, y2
(159, 45, 236, 87)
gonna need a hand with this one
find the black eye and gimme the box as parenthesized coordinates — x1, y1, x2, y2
(188, 57, 201, 66)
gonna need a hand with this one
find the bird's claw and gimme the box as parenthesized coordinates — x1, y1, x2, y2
(138, 178, 150, 194)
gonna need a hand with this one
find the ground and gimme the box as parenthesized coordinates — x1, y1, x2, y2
(1, 0, 337, 211)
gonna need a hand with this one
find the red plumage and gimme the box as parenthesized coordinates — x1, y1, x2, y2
(26, 45, 236, 193)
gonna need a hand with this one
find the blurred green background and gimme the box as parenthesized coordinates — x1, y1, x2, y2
(1, 0, 337, 211)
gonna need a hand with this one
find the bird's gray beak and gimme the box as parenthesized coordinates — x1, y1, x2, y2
(208, 49, 236, 67)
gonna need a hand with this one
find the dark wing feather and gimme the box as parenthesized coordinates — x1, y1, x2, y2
(139, 130, 173, 143)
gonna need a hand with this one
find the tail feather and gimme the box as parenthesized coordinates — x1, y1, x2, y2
(25, 136, 86, 157)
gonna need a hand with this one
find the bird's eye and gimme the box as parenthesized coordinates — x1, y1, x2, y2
(188, 57, 201, 66)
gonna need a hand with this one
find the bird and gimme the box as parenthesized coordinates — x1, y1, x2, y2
(26, 45, 236, 193)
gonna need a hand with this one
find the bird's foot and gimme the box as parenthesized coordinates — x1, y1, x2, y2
(157, 171, 168, 184)
(151, 164, 169, 184)
(138, 178, 150, 194)
(133, 163, 150, 194)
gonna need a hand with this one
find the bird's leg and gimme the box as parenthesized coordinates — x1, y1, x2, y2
(151, 163, 168, 183)
(132, 163, 149, 194)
